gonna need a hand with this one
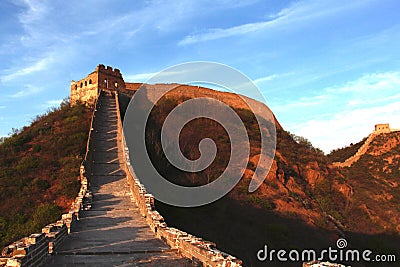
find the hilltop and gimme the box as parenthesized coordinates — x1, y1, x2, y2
(0, 100, 92, 248)
(1, 62, 399, 266)
(118, 85, 400, 266)
(328, 131, 400, 234)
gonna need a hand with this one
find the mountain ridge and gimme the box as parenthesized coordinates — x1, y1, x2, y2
(118, 84, 400, 266)
(0, 82, 398, 266)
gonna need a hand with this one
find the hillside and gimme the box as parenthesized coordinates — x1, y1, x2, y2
(1, 84, 398, 266)
(119, 85, 400, 266)
(0, 100, 92, 248)
(333, 132, 400, 234)
(328, 138, 366, 162)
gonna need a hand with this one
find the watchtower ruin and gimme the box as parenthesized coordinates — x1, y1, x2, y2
(374, 123, 391, 133)
(70, 64, 126, 105)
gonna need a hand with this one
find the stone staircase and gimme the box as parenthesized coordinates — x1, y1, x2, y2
(1, 91, 242, 267)
(45, 92, 193, 266)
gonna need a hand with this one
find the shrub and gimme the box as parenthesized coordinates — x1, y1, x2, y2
(16, 156, 40, 173)
(249, 195, 276, 210)
(31, 204, 62, 230)
(0, 99, 91, 248)
(32, 144, 41, 153)
(34, 179, 51, 191)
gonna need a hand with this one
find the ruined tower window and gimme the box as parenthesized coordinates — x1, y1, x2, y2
(104, 79, 108, 88)
(89, 79, 92, 84)
(80, 82, 83, 88)
(75, 84, 77, 90)
(85, 81, 87, 86)
(115, 81, 118, 88)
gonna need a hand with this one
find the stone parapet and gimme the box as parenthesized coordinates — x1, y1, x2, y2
(0, 93, 99, 267)
(1, 89, 243, 267)
(115, 91, 242, 267)
(334, 123, 399, 168)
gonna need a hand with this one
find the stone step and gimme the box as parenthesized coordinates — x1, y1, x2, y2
(45, 93, 191, 266)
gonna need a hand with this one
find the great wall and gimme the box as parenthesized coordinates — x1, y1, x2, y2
(0, 65, 242, 267)
(333, 123, 400, 168)
(2, 64, 396, 266)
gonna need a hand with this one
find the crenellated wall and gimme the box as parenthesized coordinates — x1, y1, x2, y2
(0, 93, 98, 267)
(70, 64, 127, 105)
(1, 89, 242, 267)
(96, 64, 126, 92)
(0, 168, 91, 267)
(333, 123, 398, 168)
(70, 71, 99, 105)
(374, 123, 391, 133)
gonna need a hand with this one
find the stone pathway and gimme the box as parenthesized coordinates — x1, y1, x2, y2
(45, 93, 193, 266)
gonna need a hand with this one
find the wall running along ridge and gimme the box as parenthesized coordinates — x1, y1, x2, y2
(115, 92, 243, 267)
(333, 124, 399, 168)
(0, 90, 242, 267)
(0, 93, 98, 267)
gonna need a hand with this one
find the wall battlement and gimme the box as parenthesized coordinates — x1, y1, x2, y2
(334, 123, 398, 168)
(374, 123, 391, 133)
(1, 89, 242, 266)
(70, 64, 127, 105)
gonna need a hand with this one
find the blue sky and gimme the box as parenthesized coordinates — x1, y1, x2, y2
(0, 0, 399, 153)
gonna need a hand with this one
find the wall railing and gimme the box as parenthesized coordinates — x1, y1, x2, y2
(0, 91, 242, 267)
(114, 91, 243, 267)
(0, 95, 100, 267)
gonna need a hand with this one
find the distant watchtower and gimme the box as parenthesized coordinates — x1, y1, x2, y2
(70, 64, 126, 105)
(374, 123, 391, 133)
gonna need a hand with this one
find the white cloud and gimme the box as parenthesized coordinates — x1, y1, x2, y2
(272, 95, 329, 113)
(328, 71, 400, 93)
(82, 1, 253, 41)
(274, 71, 400, 112)
(347, 92, 400, 107)
(9, 84, 43, 98)
(253, 72, 295, 86)
(178, 0, 371, 45)
(18, 0, 48, 24)
(40, 99, 62, 109)
(124, 72, 159, 82)
(280, 71, 400, 153)
(125, 69, 195, 83)
(179, 20, 276, 45)
(253, 74, 280, 85)
(293, 102, 400, 153)
(1, 56, 54, 82)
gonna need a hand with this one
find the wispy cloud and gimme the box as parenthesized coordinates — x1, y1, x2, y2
(328, 71, 400, 93)
(348, 93, 400, 107)
(275, 71, 400, 112)
(9, 84, 43, 98)
(279, 70, 400, 152)
(179, 21, 273, 45)
(272, 95, 329, 112)
(1, 55, 54, 82)
(40, 99, 62, 109)
(178, 0, 371, 45)
(18, 0, 48, 25)
(125, 68, 195, 83)
(253, 74, 280, 85)
(253, 72, 294, 85)
(293, 102, 400, 153)
(124, 72, 159, 82)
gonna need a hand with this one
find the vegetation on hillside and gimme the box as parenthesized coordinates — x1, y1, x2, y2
(122, 92, 400, 266)
(339, 132, 400, 233)
(327, 138, 366, 162)
(134, 95, 347, 266)
(0, 99, 91, 248)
